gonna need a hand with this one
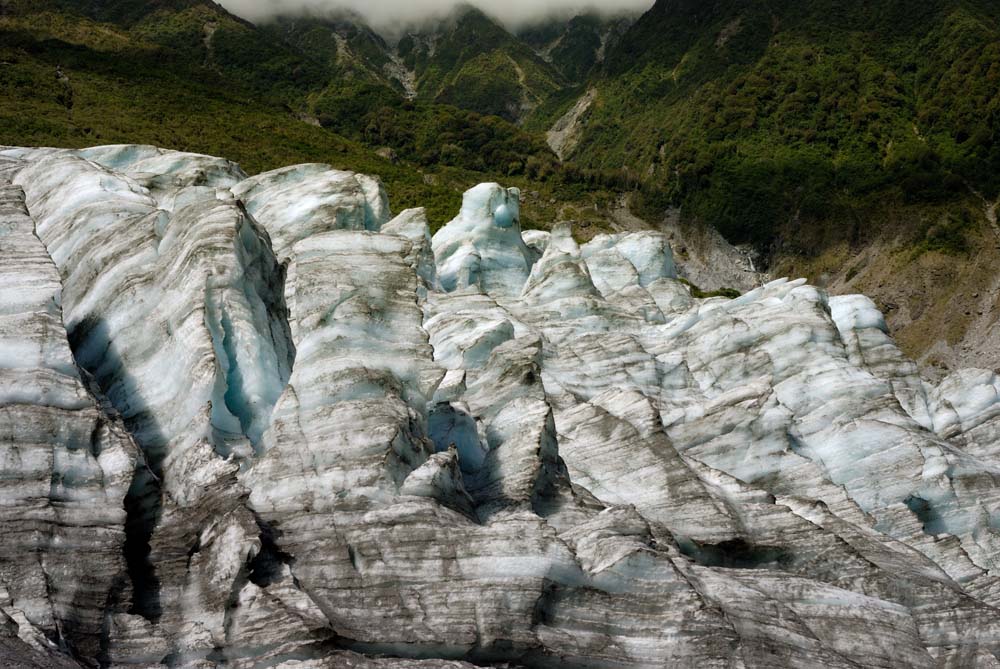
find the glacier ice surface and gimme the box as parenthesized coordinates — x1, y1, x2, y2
(2, 145, 1000, 668)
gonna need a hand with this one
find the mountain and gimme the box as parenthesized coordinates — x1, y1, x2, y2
(260, 13, 413, 95)
(5, 0, 1000, 373)
(0, 0, 630, 232)
(563, 0, 1000, 371)
(259, 6, 572, 124)
(5, 2, 1000, 667)
(395, 6, 566, 123)
(517, 11, 636, 84)
(575, 0, 1000, 241)
(6, 144, 1000, 668)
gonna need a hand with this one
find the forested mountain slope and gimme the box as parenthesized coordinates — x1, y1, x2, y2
(567, 0, 1000, 371)
(0, 0, 623, 231)
(4, 0, 1000, 370)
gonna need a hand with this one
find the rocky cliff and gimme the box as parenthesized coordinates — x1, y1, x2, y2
(2, 145, 1000, 668)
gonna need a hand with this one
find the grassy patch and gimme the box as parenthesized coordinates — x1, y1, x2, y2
(677, 278, 741, 299)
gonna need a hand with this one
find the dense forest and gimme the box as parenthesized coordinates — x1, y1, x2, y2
(3, 0, 999, 255)
(572, 0, 1000, 250)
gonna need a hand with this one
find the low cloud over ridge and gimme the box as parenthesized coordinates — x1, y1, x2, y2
(216, 0, 654, 30)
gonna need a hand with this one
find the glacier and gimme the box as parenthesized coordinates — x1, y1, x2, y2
(1, 145, 1000, 668)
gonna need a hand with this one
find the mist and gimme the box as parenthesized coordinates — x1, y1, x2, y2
(215, 0, 655, 31)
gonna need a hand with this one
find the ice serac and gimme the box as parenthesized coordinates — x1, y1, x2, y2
(5, 145, 1000, 668)
(0, 167, 136, 663)
(432, 183, 534, 297)
(231, 163, 391, 261)
(9, 148, 294, 665)
(830, 294, 933, 428)
(247, 229, 443, 506)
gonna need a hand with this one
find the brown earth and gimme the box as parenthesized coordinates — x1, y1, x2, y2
(773, 199, 1000, 380)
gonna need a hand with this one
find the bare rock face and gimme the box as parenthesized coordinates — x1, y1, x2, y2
(3, 145, 1000, 668)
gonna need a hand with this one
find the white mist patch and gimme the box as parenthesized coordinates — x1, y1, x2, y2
(216, 0, 654, 31)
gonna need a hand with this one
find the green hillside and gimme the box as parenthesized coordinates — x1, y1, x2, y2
(8, 0, 997, 250)
(517, 12, 634, 84)
(0, 0, 626, 232)
(0, 9, 445, 219)
(572, 0, 1000, 248)
(260, 14, 402, 92)
(399, 6, 565, 122)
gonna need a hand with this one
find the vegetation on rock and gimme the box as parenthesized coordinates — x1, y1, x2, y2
(573, 0, 1000, 251)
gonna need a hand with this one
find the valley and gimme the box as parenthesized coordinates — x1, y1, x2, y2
(4, 0, 997, 371)
(2, 4, 1000, 666)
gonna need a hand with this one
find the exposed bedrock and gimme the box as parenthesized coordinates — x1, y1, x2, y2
(2, 145, 1000, 667)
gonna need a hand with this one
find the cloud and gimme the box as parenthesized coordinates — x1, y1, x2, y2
(215, 0, 654, 31)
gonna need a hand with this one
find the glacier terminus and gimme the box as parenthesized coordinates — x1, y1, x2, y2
(1, 145, 1000, 668)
